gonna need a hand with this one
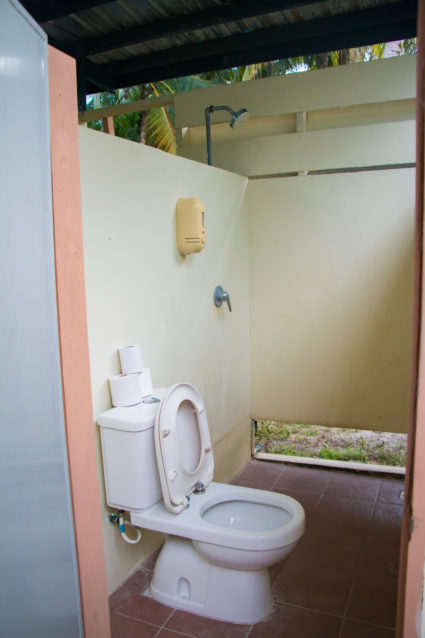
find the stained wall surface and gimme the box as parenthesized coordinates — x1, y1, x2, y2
(80, 55, 416, 592)
(79, 128, 250, 592)
(247, 170, 415, 432)
(176, 55, 416, 433)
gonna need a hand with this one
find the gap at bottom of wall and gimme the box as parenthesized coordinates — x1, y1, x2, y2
(254, 421, 407, 476)
(254, 451, 405, 475)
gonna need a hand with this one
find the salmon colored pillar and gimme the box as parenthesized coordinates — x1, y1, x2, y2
(396, 1, 425, 635)
(48, 46, 111, 638)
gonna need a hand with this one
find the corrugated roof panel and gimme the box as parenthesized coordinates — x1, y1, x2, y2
(19, 0, 416, 97)
(41, 0, 409, 51)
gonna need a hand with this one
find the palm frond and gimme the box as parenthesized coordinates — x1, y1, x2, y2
(145, 107, 176, 153)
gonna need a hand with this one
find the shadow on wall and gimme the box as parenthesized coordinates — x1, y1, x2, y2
(336, 225, 413, 432)
(249, 170, 415, 433)
(276, 215, 414, 432)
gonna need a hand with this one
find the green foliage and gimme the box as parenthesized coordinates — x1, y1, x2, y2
(256, 421, 407, 466)
(396, 39, 418, 55)
(86, 39, 417, 149)
(278, 445, 314, 457)
(256, 423, 290, 439)
(318, 447, 367, 462)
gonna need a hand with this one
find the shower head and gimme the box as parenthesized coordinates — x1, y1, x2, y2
(204, 104, 250, 165)
(230, 108, 250, 129)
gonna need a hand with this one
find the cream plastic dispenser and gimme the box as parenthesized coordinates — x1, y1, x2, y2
(176, 198, 206, 255)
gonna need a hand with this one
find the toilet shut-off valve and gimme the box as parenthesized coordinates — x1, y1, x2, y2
(108, 510, 142, 544)
(214, 286, 232, 312)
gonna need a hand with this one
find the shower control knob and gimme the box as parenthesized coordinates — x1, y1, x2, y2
(214, 286, 232, 312)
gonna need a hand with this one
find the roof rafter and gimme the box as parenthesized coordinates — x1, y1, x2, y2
(24, 0, 113, 23)
(109, 19, 416, 92)
(79, 0, 327, 56)
(103, 0, 416, 79)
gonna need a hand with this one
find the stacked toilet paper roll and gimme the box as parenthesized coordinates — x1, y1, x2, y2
(109, 345, 153, 407)
(109, 373, 143, 407)
(119, 345, 144, 374)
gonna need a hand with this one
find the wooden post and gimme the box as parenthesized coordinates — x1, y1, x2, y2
(102, 116, 115, 135)
(48, 45, 111, 638)
(396, 1, 425, 635)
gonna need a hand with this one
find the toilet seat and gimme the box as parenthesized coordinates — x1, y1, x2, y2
(155, 383, 214, 514)
(130, 482, 305, 551)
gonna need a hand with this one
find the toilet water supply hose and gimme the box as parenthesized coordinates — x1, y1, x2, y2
(119, 513, 142, 544)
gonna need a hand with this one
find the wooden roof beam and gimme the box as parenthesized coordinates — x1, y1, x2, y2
(78, 93, 174, 122)
(24, 0, 113, 24)
(105, 0, 416, 78)
(112, 20, 416, 91)
(79, 0, 326, 56)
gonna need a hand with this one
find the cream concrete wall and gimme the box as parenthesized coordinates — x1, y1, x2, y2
(175, 55, 416, 127)
(78, 127, 251, 593)
(248, 169, 415, 432)
(175, 55, 416, 176)
(179, 121, 415, 177)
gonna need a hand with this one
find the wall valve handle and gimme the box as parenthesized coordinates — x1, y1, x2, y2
(214, 286, 232, 312)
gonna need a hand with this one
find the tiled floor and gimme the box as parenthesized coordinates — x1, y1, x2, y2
(110, 461, 404, 637)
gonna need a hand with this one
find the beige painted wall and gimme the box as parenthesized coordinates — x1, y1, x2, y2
(175, 55, 416, 176)
(248, 170, 415, 432)
(79, 127, 251, 593)
(175, 55, 416, 127)
(78, 55, 416, 592)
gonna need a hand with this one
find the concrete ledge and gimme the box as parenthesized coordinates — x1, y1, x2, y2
(254, 451, 405, 476)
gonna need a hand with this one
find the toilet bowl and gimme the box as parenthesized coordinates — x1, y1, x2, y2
(98, 383, 305, 624)
(194, 488, 302, 570)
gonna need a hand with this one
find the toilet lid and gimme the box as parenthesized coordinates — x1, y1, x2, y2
(154, 383, 214, 514)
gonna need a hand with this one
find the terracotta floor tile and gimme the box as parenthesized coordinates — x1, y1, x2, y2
(273, 559, 356, 615)
(249, 603, 341, 638)
(358, 545, 399, 579)
(378, 479, 405, 505)
(109, 569, 151, 612)
(165, 609, 250, 638)
(156, 629, 193, 638)
(271, 486, 321, 519)
(346, 573, 398, 628)
(312, 494, 374, 532)
(110, 613, 159, 638)
(340, 619, 395, 638)
(111, 589, 173, 626)
(366, 503, 403, 551)
(286, 526, 363, 570)
(325, 472, 380, 501)
(273, 465, 331, 494)
(231, 460, 284, 489)
(110, 464, 403, 638)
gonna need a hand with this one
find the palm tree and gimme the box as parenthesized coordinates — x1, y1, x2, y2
(86, 75, 215, 152)
(86, 39, 417, 150)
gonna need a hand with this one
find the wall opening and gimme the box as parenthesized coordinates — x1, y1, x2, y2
(254, 420, 406, 475)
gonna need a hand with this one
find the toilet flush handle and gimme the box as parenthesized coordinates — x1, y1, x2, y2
(194, 482, 206, 494)
(214, 286, 232, 312)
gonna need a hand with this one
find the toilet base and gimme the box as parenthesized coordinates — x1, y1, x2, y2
(150, 536, 274, 624)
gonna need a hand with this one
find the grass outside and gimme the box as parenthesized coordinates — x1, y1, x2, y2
(255, 421, 407, 467)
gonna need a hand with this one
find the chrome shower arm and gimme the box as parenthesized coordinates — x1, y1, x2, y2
(205, 106, 234, 165)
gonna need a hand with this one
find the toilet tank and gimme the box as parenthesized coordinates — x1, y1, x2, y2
(98, 388, 167, 511)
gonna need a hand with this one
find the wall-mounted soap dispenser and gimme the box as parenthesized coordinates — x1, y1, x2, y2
(176, 198, 206, 256)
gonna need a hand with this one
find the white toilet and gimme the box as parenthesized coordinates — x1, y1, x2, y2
(98, 383, 305, 624)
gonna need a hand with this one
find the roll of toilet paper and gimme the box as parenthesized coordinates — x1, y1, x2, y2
(119, 345, 144, 374)
(109, 373, 143, 407)
(139, 368, 153, 398)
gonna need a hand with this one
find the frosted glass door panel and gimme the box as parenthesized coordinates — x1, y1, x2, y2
(0, 1, 83, 636)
